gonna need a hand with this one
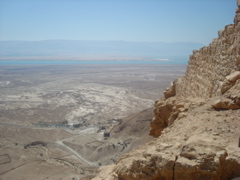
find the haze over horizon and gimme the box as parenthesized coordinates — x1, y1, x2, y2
(0, 0, 235, 45)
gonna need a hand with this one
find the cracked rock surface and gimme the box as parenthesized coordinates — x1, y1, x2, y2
(93, 100, 240, 180)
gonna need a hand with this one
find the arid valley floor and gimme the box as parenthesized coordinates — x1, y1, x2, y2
(0, 64, 185, 179)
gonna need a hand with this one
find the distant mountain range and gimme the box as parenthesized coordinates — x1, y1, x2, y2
(0, 40, 204, 63)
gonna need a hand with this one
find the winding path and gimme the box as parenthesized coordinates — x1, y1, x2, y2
(55, 140, 98, 167)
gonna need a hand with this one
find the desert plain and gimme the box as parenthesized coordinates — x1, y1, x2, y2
(0, 63, 185, 179)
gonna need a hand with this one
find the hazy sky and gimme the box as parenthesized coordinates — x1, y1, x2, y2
(0, 0, 236, 44)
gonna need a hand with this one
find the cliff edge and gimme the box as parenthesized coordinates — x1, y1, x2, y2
(93, 1, 240, 179)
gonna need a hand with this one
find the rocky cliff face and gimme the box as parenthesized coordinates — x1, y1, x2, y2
(93, 1, 240, 179)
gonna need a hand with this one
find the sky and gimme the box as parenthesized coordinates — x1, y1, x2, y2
(0, 0, 236, 45)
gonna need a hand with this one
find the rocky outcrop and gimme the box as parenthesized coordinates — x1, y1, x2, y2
(93, 98, 240, 179)
(149, 97, 190, 137)
(93, 1, 240, 179)
(221, 71, 240, 94)
(93, 100, 240, 180)
(163, 81, 176, 99)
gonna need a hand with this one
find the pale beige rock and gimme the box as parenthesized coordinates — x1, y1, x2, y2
(176, 20, 240, 100)
(149, 98, 174, 137)
(92, 165, 117, 180)
(212, 98, 240, 110)
(225, 79, 240, 105)
(226, 71, 240, 82)
(214, 79, 240, 110)
(212, 99, 230, 109)
(176, 135, 229, 180)
(94, 103, 240, 179)
(163, 81, 176, 99)
(221, 71, 240, 94)
(221, 80, 234, 94)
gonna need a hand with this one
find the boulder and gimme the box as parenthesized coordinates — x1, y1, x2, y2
(212, 99, 227, 109)
(221, 71, 240, 94)
(164, 81, 176, 99)
(212, 98, 240, 110)
(226, 71, 240, 82)
(221, 81, 234, 94)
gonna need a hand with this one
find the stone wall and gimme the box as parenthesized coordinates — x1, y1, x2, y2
(150, 0, 240, 138)
(175, 4, 240, 100)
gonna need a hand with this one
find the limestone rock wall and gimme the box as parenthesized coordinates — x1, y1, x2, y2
(176, 5, 240, 100)
(150, 1, 240, 138)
